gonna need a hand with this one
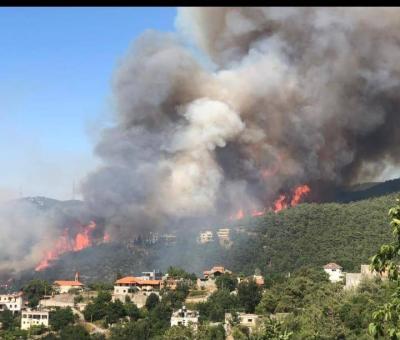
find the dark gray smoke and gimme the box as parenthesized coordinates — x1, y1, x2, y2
(80, 8, 400, 239)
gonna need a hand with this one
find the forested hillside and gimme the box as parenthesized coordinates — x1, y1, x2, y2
(12, 192, 398, 289)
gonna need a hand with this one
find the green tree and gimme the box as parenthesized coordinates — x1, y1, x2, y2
(197, 323, 225, 340)
(238, 279, 262, 313)
(125, 301, 140, 321)
(167, 267, 197, 281)
(110, 319, 152, 340)
(0, 310, 15, 330)
(49, 307, 75, 331)
(370, 198, 400, 338)
(251, 317, 293, 340)
(22, 279, 53, 307)
(215, 273, 237, 292)
(104, 299, 127, 325)
(59, 324, 91, 340)
(162, 325, 194, 339)
(256, 291, 278, 315)
(145, 293, 160, 311)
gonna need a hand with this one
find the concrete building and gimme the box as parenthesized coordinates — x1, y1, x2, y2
(170, 306, 199, 330)
(0, 292, 23, 313)
(114, 276, 161, 294)
(198, 231, 214, 244)
(21, 309, 49, 330)
(203, 266, 232, 280)
(139, 270, 163, 281)
(323, 263, 344, 283)
(217, 228, 231, 246)
(53, 272, 84, 294)
(225, 312, 260, 336)
(345, 264, 389, 290)
(53, 280, 84, 294)
(113, 276, 162, 305)
(39, 293, 75, 309)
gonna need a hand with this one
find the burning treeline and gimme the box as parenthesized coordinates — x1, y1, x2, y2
(3, 8, 400, 273)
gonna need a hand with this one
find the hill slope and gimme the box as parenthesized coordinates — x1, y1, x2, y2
(14, 191, 398, 289)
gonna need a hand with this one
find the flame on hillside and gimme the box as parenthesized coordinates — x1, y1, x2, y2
(35, 221, 110, 272)
(230, 184, 311, 220)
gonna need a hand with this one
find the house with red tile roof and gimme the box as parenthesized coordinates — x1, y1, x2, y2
(323, 263, 344, 283)
(53, 272, 84, 294)
(203, 266, 232, 280)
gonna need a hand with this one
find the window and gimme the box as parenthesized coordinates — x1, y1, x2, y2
(33, 315, 40, 319)
(42, 315, 48, 319)
(22, 314, 27, 318)
(28, 314, 32, 318)
(248, 319, 252, 322)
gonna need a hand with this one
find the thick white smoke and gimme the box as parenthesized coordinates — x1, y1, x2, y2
(3, 8, 400, 273)
(80, 8, 400, 239)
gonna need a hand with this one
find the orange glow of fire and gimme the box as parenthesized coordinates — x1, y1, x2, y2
(35, 221, 101, 272)
(290, 184, 311, 206)
(273, 194, 288, 212)
(230, 184, 311, 220)
(103, 232, 111, 243)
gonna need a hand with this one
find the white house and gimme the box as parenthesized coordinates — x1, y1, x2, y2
(170, 306, 199, 330)
(323, 263, 344, 283)
(198, 231, 214, 244)
(21, 309, 49, 330)
(0, 292, 23, 313)
(53, 280, 84, 294)
(53, 272, 84, 294)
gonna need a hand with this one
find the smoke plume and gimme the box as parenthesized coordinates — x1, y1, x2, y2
(3, 8, 400, 273)
(81, 7, 400, 239)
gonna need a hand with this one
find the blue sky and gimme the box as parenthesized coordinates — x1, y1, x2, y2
(0, 7, 177, 200)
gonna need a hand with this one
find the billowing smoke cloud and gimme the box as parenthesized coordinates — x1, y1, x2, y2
(3, 8, 400, 273)
(81, 7, 400, 239)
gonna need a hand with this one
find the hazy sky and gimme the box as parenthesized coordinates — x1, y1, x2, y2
(0, 7, 177, 200)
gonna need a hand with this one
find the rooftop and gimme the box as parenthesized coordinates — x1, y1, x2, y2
(323, 263, 343, 270)
(115, 276, 161, 285)
(54, 280, 83, 287)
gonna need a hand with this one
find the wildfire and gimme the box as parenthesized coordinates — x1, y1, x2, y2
(273, 194, 288, 213)
(230, 184, 311, 220)
(290, 184, 311, 206)
(35, 221, 108, 272)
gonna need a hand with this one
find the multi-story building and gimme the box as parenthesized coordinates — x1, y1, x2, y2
(170, 306, 199, 330)
(216, 228, 231, 247)
(0, 292, 23, 313)
(113, 276, 161, 296)
(139, 270, 163, 281)
(198, 231, 214, 244)
(21, 309, 49, 330)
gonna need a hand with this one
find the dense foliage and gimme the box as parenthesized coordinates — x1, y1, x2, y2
(369, 197, 400, 338)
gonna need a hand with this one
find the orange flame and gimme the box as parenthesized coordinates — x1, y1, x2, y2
(35, 221, 100, 272)
(103, 232, 111, 243)
(273, 194, 288, 212)
(73, 221, 96, 251)
(290, 184, 311, 206)
(230, 184, 311, 220)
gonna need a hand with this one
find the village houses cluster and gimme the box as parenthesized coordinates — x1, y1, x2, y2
(0, 261, 386, 336)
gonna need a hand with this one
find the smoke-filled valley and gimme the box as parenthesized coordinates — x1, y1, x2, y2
(2, 7, 400, 278)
